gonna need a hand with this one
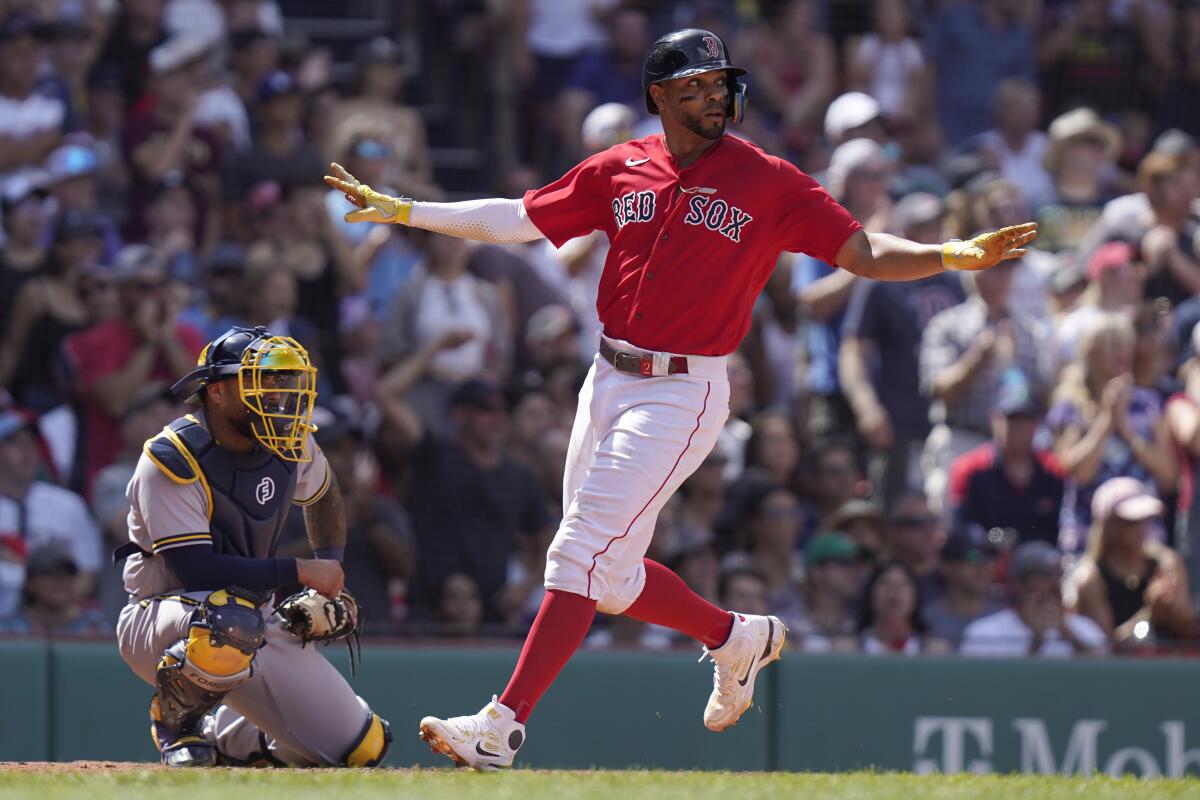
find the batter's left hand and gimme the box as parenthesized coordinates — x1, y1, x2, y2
(942, 222, 1038, 271)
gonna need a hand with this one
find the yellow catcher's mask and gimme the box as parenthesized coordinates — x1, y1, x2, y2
(171, 326, 319, 462)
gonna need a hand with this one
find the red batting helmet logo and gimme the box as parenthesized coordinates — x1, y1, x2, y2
(702, 35, 720, 59)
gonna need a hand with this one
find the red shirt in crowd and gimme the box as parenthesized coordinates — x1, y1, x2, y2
(65, 320, 204, 493)
(524, 133, 862, 356)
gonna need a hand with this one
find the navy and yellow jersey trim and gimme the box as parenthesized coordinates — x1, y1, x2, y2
(151, 532, 214, 553)
(138, 593, 204, 609)
(143, 420, 214, 522)
(292, 461, 331, 507)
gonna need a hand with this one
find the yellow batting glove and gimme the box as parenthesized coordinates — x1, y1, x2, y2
(942, 222, 1038, 271)
(323, 162, 413, 224)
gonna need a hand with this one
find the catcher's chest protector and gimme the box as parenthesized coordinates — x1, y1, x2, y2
(153, 416, 300, 558)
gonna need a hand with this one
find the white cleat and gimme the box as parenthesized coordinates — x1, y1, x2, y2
(700, 613, 787, 732)
(419, 696, 525, 770)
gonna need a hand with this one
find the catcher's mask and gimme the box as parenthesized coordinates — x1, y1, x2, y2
(171, 326, 318, 462)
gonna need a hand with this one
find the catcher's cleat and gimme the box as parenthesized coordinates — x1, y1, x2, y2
(700, 613, 787, 732)
(150, 698, 217, 767)
(419, 696, 525, 771)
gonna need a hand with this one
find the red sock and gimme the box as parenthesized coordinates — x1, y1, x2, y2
(499, 589, 596, 723)
(623, 559, 733, 649)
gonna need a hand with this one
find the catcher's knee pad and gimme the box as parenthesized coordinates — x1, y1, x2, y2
(342, 712, 392, 768)
(155, 588, 266, 730)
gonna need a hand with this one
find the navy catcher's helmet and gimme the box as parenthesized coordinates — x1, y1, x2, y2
(642, 28, 748, 123)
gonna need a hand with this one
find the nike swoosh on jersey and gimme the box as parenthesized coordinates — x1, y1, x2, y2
(625, 157, 651, 167)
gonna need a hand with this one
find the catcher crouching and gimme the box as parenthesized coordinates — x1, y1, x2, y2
(113, 326, 391, 768)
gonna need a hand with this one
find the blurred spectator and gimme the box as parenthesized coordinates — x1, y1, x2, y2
(1132, 300, 1177, 401)
(1157, 1, 1200, 135)
(718, 565, 770, 617)
(840, 194, 965, 509)
(1167, 326, 1200, 591)
(0, 14, 65, 186)
(803, 438, 867, 538)
(0, 209, 100, 413)
(1137, 152, 1200, 306)
(736, 0, 835, 160)
(734, 484, 806, 632)
(673, 451, 728, 553)
(228, 25, 280, 116)
(792, 532, 865, 652)
(1047, 313, 1177, 554)
(122, 35, 223, 245)
(97, 0, 167, 105)
(886, 491, 948, 602)
(0, 543, 107, 636)
(922, 530, 1004, 648)
(721, 411, 802, 543)
(329, 36, 436, 199)
(41, 16, 101, 135)
(0, 176, 50, 332)
(843, 0, 929, 125)
(141, 177, 198, 284)
(1054, 241, 1142, 364)
(926, 0, 1034, 146)
(558, 9, 651, 163)
(822, 498, 887, 561)
(222, 69, 322, 239)
(742, 256, 802, 411)
(378, 377, 553, 624)
(948, 372, 1065, 545)
(238, 255, 319, 362)
(63, 244, 203, 491)
(1036, 108, 1124, 252)
(793, 138, 896, 444)
(89, 384, 176, 621)
(1037, 0, 1171, 119)
(974, 78, 1055, 211)
(178, 241, 244, 340)
(434, 573, 485, 638)
(82, 66, 130, 212)
(919, 256, 1048, 513)
(1072, 477, 1194, 648)
(380, 232, 509, 436)
(960, 541, 1108, 656)
(42, 142, 122, 262)
(856, 559, 934, 655)
(0, 409, 101, 617)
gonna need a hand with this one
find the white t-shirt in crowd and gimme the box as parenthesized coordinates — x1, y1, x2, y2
(959, 607, 1109, 657)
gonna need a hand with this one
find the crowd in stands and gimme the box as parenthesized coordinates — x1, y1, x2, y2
(0, 0, 1199, 658)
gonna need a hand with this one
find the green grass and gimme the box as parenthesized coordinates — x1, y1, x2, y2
(1, 769, 1200, 800)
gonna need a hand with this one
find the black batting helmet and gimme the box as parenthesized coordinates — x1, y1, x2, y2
(642, 29, 748, 123)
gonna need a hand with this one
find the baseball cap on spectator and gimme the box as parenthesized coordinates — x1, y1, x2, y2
(824, 92, 880, 144)
(52, 208, 103, 242)
(1010, 541, 1062, 580)
(1045, 108, 1121, 171)
(150, 34, 214, 75)
(44, 143, 98, 185)
(1048, 255, 1087, 296)
(525, 304, 578, 347)
(993, 370, 1041, 417)
(0, 408, 35, 443)
(311, 405, 359, 447)
(1091, 476, 1163, 523)
(1152, 128, 1196, 158)
(942, 530, 998, 562)
(356, 35, 403, 67)
(124, 383, 174, 423)
(112, 243, 167, 283)
(582, 103, 637, 152)
(1, 170, 48, 211)
(205, 241, 247, 276)
(1086, 241, 1134, 281)
(890, 192, 944, 235)
(824, 498, 884, 531)
(25, 542, 78, 577)
(257, 70, 299, 103)
(449, 379, 506, 412)
(805, 532, 862, 566)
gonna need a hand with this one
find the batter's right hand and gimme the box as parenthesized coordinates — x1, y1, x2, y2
(296, 558, 345, 598)
(323, 163, 414, 225)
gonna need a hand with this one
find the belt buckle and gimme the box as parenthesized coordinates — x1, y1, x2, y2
(613, 352, 641, 375)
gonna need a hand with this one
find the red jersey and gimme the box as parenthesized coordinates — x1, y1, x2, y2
(524, 133, 862, 356)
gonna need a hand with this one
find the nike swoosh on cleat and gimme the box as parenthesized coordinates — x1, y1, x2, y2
(476, 742, 503, 759)
(761, 618, 775, 661)
(625, 157, 651, 166)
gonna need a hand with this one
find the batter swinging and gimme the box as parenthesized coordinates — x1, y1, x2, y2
(326, 28, 1035, 770)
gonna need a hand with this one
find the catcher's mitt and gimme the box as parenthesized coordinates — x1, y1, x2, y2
(275, 588, 363, 674)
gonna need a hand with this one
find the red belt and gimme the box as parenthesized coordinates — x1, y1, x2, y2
(599, 339, 689, 377)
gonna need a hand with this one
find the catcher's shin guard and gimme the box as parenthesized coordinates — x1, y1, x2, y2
(151, 589, 266, 767)
(342, 712, 392, 767)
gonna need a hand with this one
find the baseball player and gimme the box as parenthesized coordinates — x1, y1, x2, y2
(326, 28, 1036, 770)
(113, 325, 392, 767)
